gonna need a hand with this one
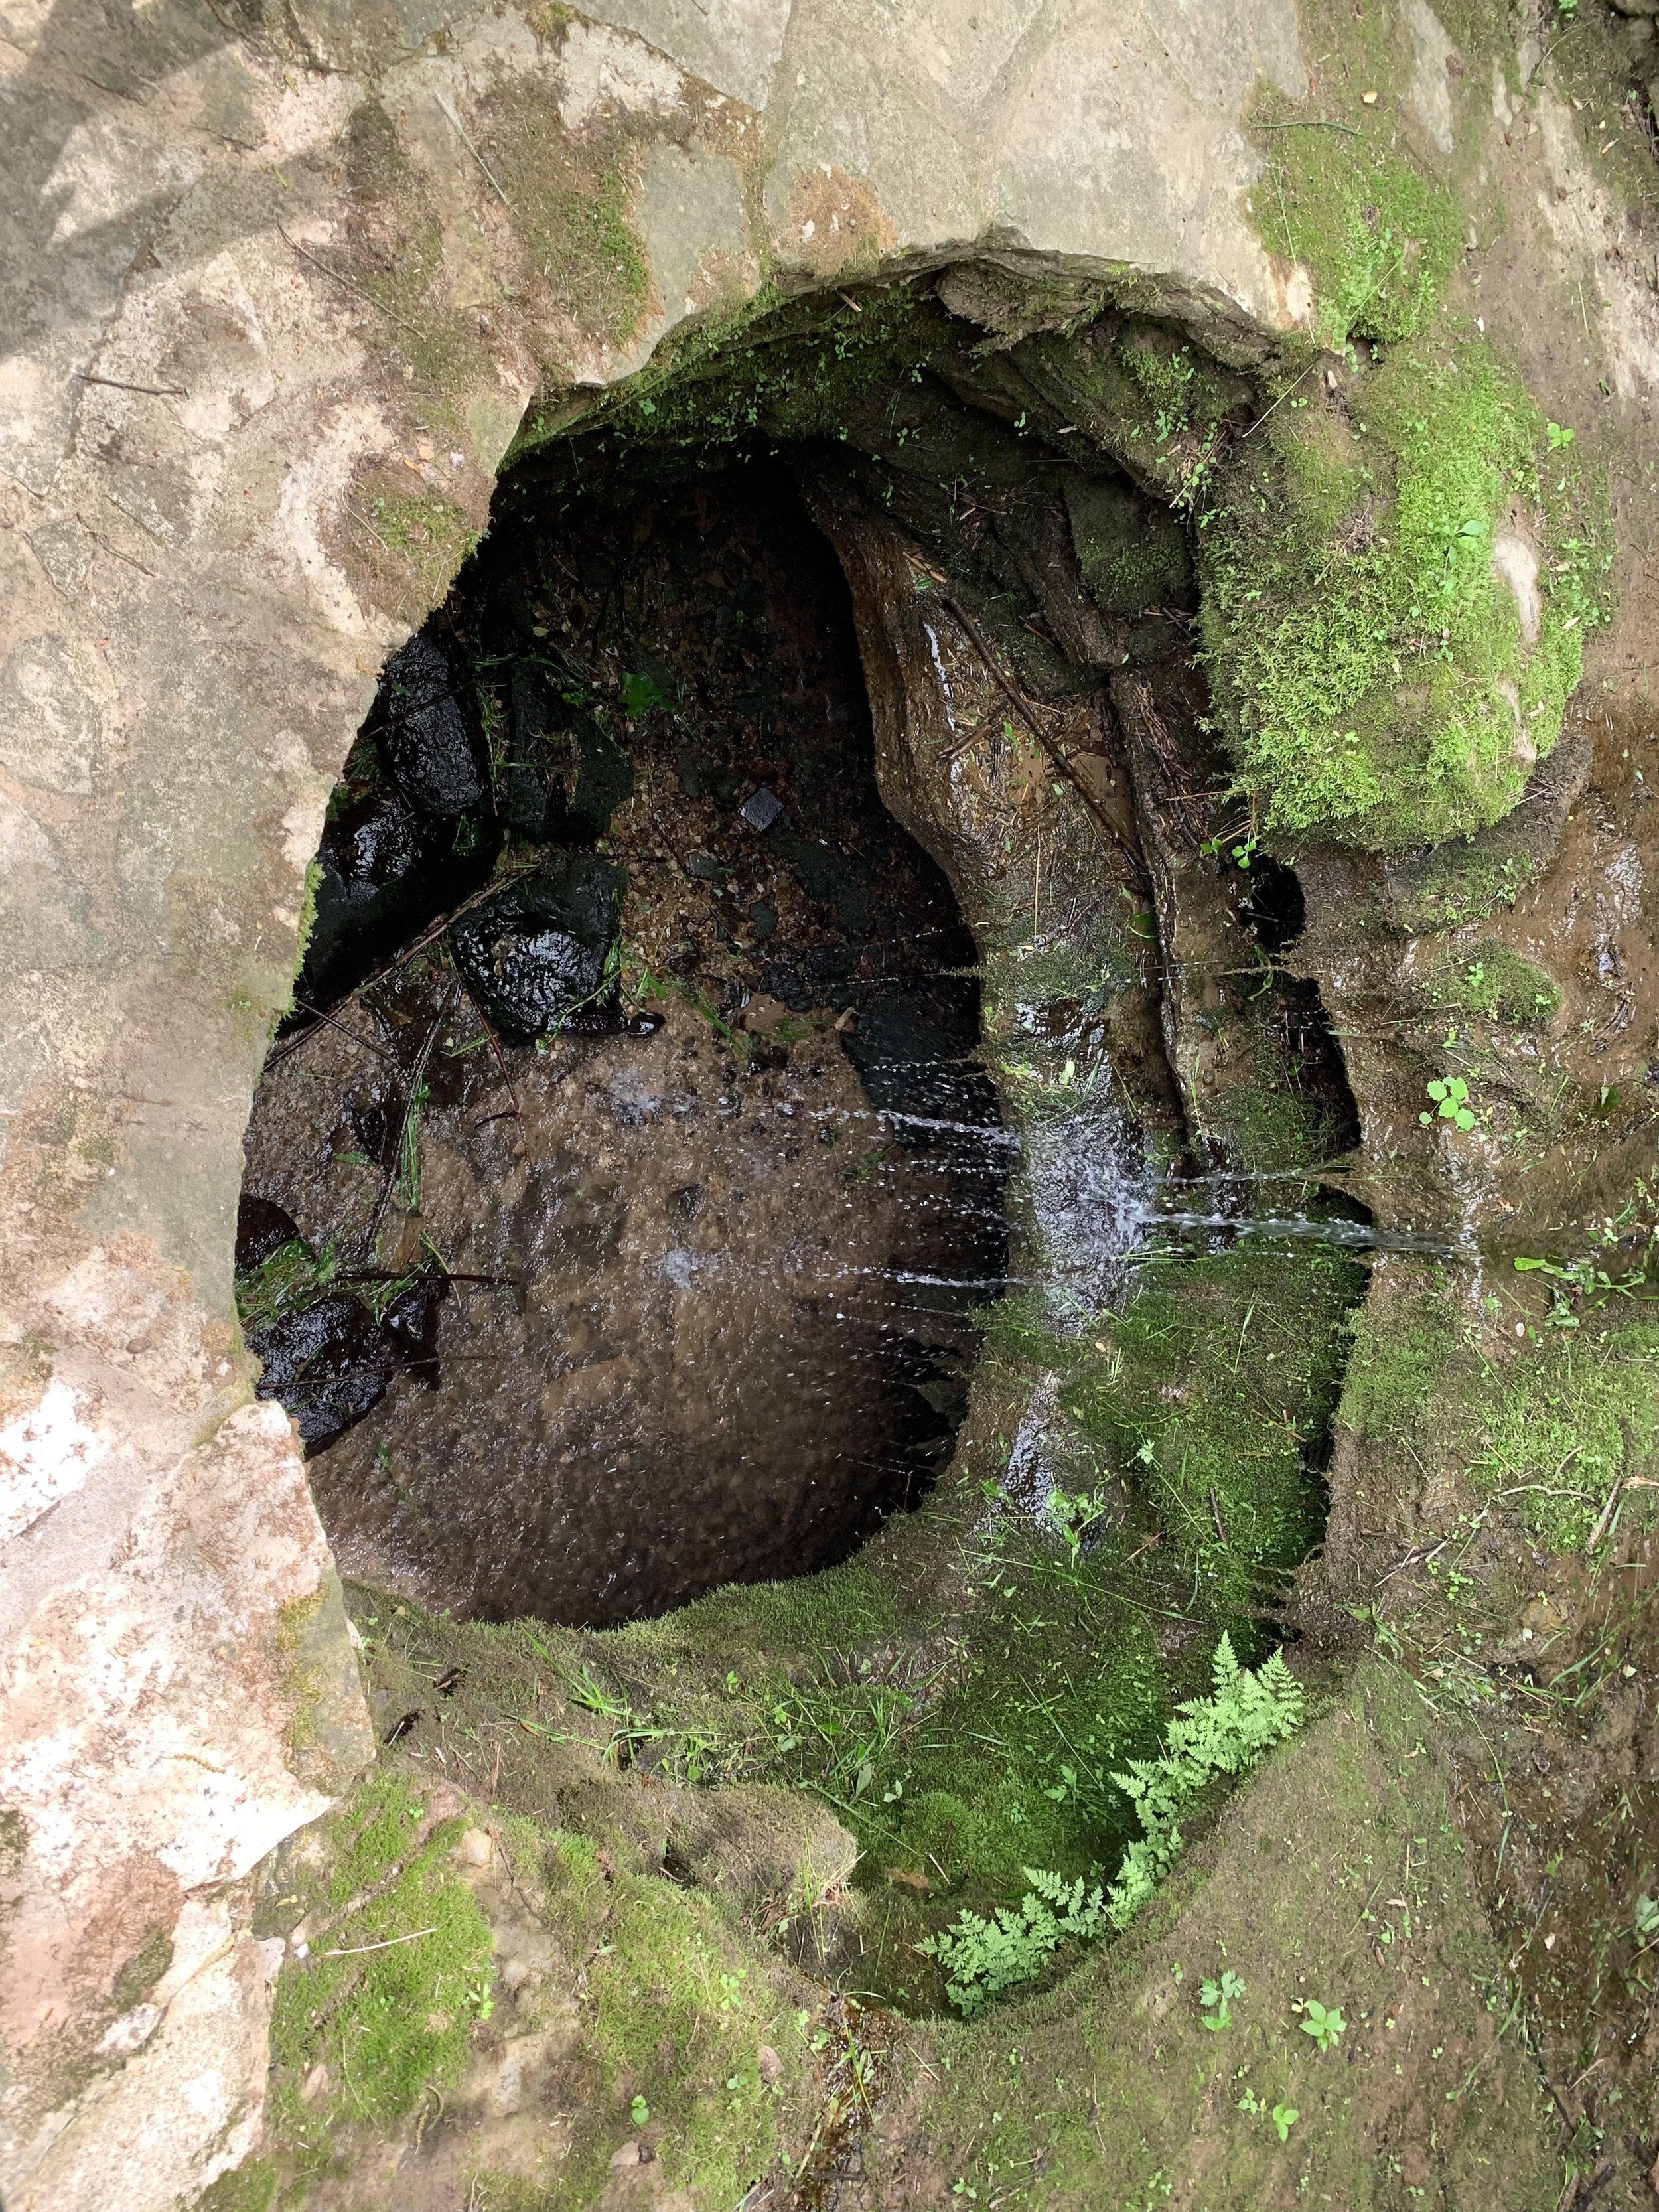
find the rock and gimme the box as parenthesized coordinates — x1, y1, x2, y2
(382, 1273, 448, 1383)
(379, 633, 486, 820)
(299, 781, 499, 1013)
(451, 853, 626, 1042)
(235, 1194, 303, 1274)
(739, 786, 786, 832)
(321, 787, 423, 897)
(246, 1293, 395, 1450)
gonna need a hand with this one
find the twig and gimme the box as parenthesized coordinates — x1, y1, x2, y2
(1256, 118, 1360, 135)
(1585, 1480, 1623, 1554)
(75, 370, 187, 398)
(923, 575, 1150, 886)
(263, 863, 540, 1074)
(363, 985, 453, 1261)
(320, 1925, 438, 1958)
(455, 974, 525, 1138)
(435, 90, 513, 208)
(288, 997, 401, 1063)
(277, 223, 424, 338)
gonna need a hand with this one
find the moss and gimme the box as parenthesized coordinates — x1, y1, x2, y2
(1200, 325, 1601, 848)
(524, 1828, 806, 2212)
(265, 1773, 494, 2142)
(1250, 111, 1457, 352)
(1337, 1280, 1458, 1442)
(346, 471, 481, 628)
(1418, 939, 1560, 1025)
(292, 858, 322, 985)
(194, 2161, 279, 2212)
(1390, 836, 1546, 932)
(908, 1658, 1559, 2209)
(1057, 1245, 1363, 1619)
(111, 1923, 174, 2014)
(1467, 1317, 1659, 1552)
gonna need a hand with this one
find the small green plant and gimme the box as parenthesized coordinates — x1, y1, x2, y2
(1514, 1249, 1654, 1313)
(1299, 1997, 1346, 2051)
(1199, 1968, 1244, 2031)
(918, 1868, 1105, 2015)
(1421, 1075, 1477, 1132)
(631, 2094, 651, 2126)
(1272, 2103, 1300, 2142)
(1047, 1485, 1113, 1568)
(1103, 1637, 1306, 1931)
(1634, 1895, 1659, 1943)
(620, 671, 669, 716)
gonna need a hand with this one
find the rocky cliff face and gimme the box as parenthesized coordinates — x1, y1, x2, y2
(4, 0, 1659, 2205)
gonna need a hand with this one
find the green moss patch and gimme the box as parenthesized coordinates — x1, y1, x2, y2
(1468, 1318, 1659, 1552)
(1417, 940, 1560, 1025)
(345, 469, 481, 629)
(908, 1658, 1559, 2211)
(530, 1827, 807, 2212)
(1250, 113, 1456, 353)
(265, 1774, 493, 2141)
(1200, 329, 1601, 848)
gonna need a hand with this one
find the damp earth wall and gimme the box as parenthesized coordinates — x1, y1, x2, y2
(6, 1, 1659, 2208)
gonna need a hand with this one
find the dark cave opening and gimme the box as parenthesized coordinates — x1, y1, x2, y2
(238, 456, 1009, 1626)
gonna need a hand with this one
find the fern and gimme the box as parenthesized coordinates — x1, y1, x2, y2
(1103, 1636, 1305, 1931)
(918, 1867, 1105, 2015)
(918, 1641, 1304, 2014)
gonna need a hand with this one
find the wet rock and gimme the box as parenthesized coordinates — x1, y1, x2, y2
(297, 792, 425, 1002)
(247, 1291, 395, 1450)
(382, 1274, 449, 1383)
(380, 634, 485, 820)
(235, 1194, 301, 1274)
(323, 788, 423, 896)
(451, 853, 626, 1043)
(297, 784, 499, 1016)
(505, 666, 633, 842)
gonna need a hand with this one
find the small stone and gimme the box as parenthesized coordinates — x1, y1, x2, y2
(1361, 88, 1378, 103)
(454, 1827, 493, 1868)
(300, 2063, 330, 2103)
(739, 785, 786, 833)
(757, 2044, 783, 2083)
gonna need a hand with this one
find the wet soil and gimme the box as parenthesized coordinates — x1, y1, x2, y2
(241, 466, 1007, 1626)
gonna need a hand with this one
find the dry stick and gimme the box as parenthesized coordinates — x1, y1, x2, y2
(928, 580, 1151, 888)
(289, 995, 402, 1063)
(435, 90, 513, 208)
(276, 224, 425, 338)
(263, 863, 541, 1074)
(455, 972, 525, 1138)
(321, 1926, 439, 1958)
(76, 370, 188, 398)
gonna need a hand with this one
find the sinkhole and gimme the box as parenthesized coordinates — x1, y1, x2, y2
(238, 279, 1367, 1641)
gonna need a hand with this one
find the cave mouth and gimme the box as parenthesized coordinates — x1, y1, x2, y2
(238, 451, 1009, 1627)
(238, 275, 1374, 1632)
